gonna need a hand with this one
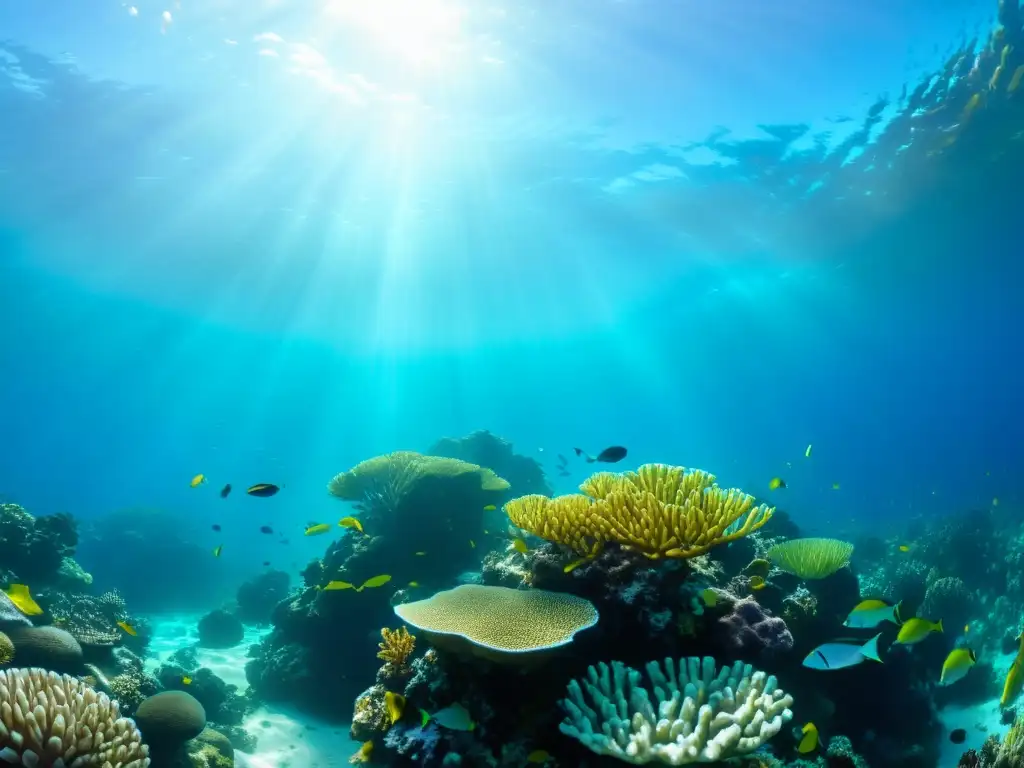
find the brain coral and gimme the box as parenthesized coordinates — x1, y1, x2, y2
(0, 632, 13, 666)
(393, 585, 598, 662)
(5, 626, 84, 673)
(135, 690, 206, 749)
(0, 667, 150, 767)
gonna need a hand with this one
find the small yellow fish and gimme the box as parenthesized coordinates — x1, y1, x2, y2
(338, 516, 364, 534)
(182, 676, 192, 685)
(563, 558, 587, 573)
(305, 523, 331, 536)
(832, 482, 841, 490)
(408, 581, 420, 588)
(798, 722, 818, 754)
(768, 477, 786, 491)
(483, 504, 496, 511)
(993, 498, 1000, 507)
(483, 529, 490, 535)
(805, 444, 812, 458)
(117, 621, 138, 637)
(896, 617, 943, 645)
(324, 580, 355, 591)
(750, 575, 766, 591)
(1002, 634, 1024, 707)
(385, 691, 406, 725)
(965, 624, 970, 634)
(190, 474, 206, 488)
(212, 545, 223, 558)
(526, 750, 551, 764)
(469, 539, 476, 548)
(940, 648, 977, 686)
(415, 551, 427, 556)
(743, 558, 771, 578)
(360, 574, 392, 590)
(899, 545, 911, 553)
(701, 589, 717, 608)
(513, 538, 529, 554)
(351, 741, 373, 764)
(4, 584, 42, 616)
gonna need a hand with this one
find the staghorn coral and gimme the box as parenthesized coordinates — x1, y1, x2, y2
(378, 626, 416, 669)
(506, 464, 773, 560)
(393, 584, 598, 662)
(0, 667, 150, 766)
(560, 656, 793, 764)
(766, 538, 854, 580)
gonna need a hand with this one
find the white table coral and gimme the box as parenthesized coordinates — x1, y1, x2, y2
(560, 656, 793, 764)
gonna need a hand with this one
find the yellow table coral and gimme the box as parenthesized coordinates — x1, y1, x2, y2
(393, 584, 598, 663)
(506, 463, 773, 560)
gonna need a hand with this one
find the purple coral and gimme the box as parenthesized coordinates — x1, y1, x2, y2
(713, 596, 793, 657)
(384, 722, 442, 764)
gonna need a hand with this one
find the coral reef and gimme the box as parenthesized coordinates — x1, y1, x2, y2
(0, 503, 88, 589)
(378, 626, 416, 672)
(236, 569, 290, 625)
(197, 609, 244, 648)
(712, 596, 794, 659)
(155, 648, 249, 726)
(135, 689, 207, 756)
(0, 667, 150, 766)
(428, 430, 552, 497)
(766, 538, 854, 580)
(560, 656, 793, 763)
(5, 625, 84, 673)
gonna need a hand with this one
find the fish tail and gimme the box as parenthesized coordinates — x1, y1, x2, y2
(420, 709, 430, 728)
(573, 448, 583, 456)
(861, 633, 884, 663)
(936, 619, 944, 633)
(893, 601, 903, 624)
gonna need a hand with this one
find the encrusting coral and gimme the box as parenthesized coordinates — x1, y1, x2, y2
(560, 656, 793, 764)
(393, 584, 598, 662)
(377, 627, 416, 670)
(0, 667, 150, 766)
(506, 463, 773, 560)
(766, 538, 854, 580)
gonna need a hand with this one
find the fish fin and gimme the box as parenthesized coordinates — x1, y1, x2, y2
(861, 633, 884, 663)
(420, 709, 430, 728)
(573, 448, 583, 456)
(893, 601, 903, 624)
(936, 619, 944, 633)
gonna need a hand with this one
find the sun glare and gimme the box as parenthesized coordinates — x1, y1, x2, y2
(324, 0, 464, 65)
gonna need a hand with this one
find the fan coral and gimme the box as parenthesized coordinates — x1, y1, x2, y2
(377, 626, 416, 669)
(766, 538, 854, 579)
(393, 584, 598, 662)
(0, 667, 150, 766)
(560, 656, 793, 764)
(506, 463, 773, 560)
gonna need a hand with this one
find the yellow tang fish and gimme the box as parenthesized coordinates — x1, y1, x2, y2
(513, 538, 529, 554)
(750, 575, 767, 590)
(351, 741, 373, 764)
(899, 545, 911, 552)
(940, 648, 977, 686)
(360, 574, 392, 590)
(895, 617, 942, 645)
(798, 722, 818, 754)
(304, 523, 331, 536)
(324, 580, 355, 591)
(768, 477, 786, 491)
(4, 584, 42, 616)
(190, 474, 206, 488)
(563, 558, 587, 574)
(212, 545, 223, 558)
(182, 676, 192, 685)
(701, 589, 717, 608)
(483, 504, 496, 511)
(1002, 634, 1024, 707)
(526, 750, 551, 764)
(385, 691, 406, 725)
(117, 621, 138, 637)
(338, 516, 364, 534)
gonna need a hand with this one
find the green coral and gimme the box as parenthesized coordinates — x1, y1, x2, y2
(766, 538, 854, 579)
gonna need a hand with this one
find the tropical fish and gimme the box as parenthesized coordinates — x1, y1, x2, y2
(385, 692, 405, 725)
(965, 624, 970, 634)
(844, 599, 901, 629)
(526, 750, 551, 764)
(832, 482, 841, 490)
(895, 618, 942, 645)
(220, 484, 231, 498)
(803, 634, 883, 670)
(563, 558, 587, 573)
(701, 589, 717, 608)
(182, 676, 192, 685)
(574, 446, 627, 464)
(4, 584, 42, 616)
(305, 523, 331, 536)
(190, 474, 206, 488)
(338, 516, 364, 534)
(750, 576, 766, 590)
(415, 551, 427, 556)
(805, 444, 813, 458)
(1001, 634, 1024, 707)
(117, 621, 138, 637)
(211, 524, 222, 532)
(325, 574, 392, 592)
(744, 558, 771, 578)
(259, 526, 273, 534)
(768, 477, 786, 491)
(798, 722, 818, 754)
(247, 483, 280, 497)
(950, 729, 967, 744)
(420, 703, 475, 731)
(940, 648, 977, 686)
(899, 545, 911, 552)
(263, 561, 271, 566)
(351, 741, 373, 763)
(212, 545, 223, 557)
(513, 538, 529, 554)
(408, 581, 419, 588)
(483, 505, 496, 511)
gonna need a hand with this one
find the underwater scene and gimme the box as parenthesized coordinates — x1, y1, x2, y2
(1, 0, 1024, 767)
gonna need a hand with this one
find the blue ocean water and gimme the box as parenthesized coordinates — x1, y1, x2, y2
(1, 2, 1023, 765)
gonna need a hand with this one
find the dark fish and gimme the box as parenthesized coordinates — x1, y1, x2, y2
(260, 525, 274, 534)
(247, 483, 280, 497)
(220, 484, 232, 499)
(263, 561, 271, 566)
(574, 446, 628, 464)
(211, 524, 222, 532)
(950, 729, 967, 744)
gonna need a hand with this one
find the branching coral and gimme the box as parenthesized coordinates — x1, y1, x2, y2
(0, 667, 150, 766)
(377, 626, 416, 669)
(560, 656, 793, 764)
(506, 464, 773, 560)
